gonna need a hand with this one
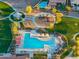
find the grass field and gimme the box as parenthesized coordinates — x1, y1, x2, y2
(0, 1, 14, 18)
(55, 16, 79, 41)
(0, 1, 14, 53)
(0, 19, 13, 53)
(55, 16, 79, 58)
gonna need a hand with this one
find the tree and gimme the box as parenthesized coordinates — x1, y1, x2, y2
(65, 0, 72, 13)
(51, 8, 57, 13)
(74, 34, 79, 56)
(65, 5, 72, 14)
(26, 5, 33, 15)
(55, 11, 64, 23)
(46, 23, 54, 33)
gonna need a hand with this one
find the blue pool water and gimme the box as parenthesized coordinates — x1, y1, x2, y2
(39, 2, 48, 8)
(22, 33, 59, 49)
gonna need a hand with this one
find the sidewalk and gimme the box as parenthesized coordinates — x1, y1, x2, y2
(63, 11, 79, 19)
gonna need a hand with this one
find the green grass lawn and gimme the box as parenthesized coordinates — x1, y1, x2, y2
(55, 16, 79, 58)
(0, 1, 14, 18)
(0, 1, 14, 53)
(0, 19, 13, 53)
(55, 16, 79, 41)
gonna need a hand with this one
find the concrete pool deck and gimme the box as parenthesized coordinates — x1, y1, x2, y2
(16, 31, 65, 55)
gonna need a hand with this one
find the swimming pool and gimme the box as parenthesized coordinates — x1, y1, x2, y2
(22, 33, 60, 50)
(39, 2, 48, 9)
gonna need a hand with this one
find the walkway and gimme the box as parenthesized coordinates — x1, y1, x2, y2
(63, 11, 79, 19)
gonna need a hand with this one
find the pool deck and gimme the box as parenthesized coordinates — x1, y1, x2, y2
(16, 30, 65, 55)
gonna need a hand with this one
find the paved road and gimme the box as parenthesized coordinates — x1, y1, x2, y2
(64, 11, 79, 18)
(2, 0, 79, 18)
(2, 0, 40, 11)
